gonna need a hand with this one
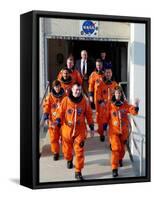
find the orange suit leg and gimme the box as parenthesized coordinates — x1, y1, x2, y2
(62, 138, 73, 161)
(119, 131, 128, 161)
(48, 127, 60, 154)
(74, 138, 85, 172)
(110, 133, 122, 169)
(119, 143, 125, 161)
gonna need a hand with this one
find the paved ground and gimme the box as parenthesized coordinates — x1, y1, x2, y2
(39, 128, 137, 183)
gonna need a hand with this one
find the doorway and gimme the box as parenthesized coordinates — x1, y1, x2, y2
(47, 39, 128, 95)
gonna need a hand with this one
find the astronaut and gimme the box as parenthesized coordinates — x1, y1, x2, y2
(102, 86, 139, 177)
(58, 57, 82, 85)
(58, 67, 75, 96)
(88, 58, 104, 108)
(95, 68, 118, 142)
(43, 80, 65, 161)
(55, 83, 94, 180)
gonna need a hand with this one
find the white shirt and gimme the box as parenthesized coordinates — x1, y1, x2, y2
(81, 59, 87, 76)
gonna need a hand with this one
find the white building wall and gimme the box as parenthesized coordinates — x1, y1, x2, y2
(129, 23, 146, 175)
(99, 22, 130, 39)
(39, 18, 49, 100)
(44, 18, 130, 40)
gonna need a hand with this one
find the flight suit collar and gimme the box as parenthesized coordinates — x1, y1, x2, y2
(112, 95, 125, 107)
(103, 77, 113, 85)
(95, 69, 104, 75)
(61, 76, 72, 84)
(68, 92, 83, 104)
(114, 101, 124, 107)
(51, 88, 65, 98)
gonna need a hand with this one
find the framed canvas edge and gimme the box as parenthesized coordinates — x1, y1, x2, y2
(20, 10, 151, 189)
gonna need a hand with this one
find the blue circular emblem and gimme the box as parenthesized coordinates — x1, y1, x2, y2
(82, 20, 96, 35)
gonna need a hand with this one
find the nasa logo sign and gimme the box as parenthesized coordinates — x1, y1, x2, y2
(80, 20, 98, 36)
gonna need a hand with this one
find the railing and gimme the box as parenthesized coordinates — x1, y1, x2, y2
(40, 81, 50, 109)
(130, 116, 145, 176)
(119, 81, 128, 86)
(39, 81, 50, 155)
(40, 81, 50, 123)
(119, 82, 145, 176)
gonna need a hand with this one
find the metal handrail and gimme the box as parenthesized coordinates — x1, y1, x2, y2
(130, 116, 145, 176)
(119, 81, 128, 85)
(40, 81, 50, 124)
(40, 81, 50, 108)
(39, 81, 50, 155)
(119, 82, 145, 176)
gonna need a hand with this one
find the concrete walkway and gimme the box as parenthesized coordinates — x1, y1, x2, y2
(39, 129, 137, 182)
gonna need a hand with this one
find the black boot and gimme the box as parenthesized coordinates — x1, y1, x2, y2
(67, 160, 73, 169)
(112, 169, 118, 178)
(100, 135, 105, 142)
(75, 172, 84, 181)
(53, 153, 59, 161)
(119, 159, 123, 167)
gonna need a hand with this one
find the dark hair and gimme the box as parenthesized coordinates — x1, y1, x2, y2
(67, 55, 74, 61)
(52, 80, 61, 88)
(112, 86, 125, 102)
(62, 67, 70, 72)
(96, 58, 102, 63)
(105, 68, 112, 72)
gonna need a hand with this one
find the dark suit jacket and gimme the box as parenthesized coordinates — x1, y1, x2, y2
(75, 59, 95, 79)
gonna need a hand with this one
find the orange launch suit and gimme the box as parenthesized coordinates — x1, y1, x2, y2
(102, 101, 138, 169)
(58, 69, 82, 85)
(92, 78, 118, 136)
(57, 95, 94, 172)
(43, 89, 65, 154)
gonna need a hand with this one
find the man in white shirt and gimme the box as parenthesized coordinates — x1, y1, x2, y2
(76, 50, 94, 96)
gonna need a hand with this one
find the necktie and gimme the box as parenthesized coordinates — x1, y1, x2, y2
(82, 61, 85, 76)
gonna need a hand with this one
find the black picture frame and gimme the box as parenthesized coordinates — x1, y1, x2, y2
(20, 10, 151, 189)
